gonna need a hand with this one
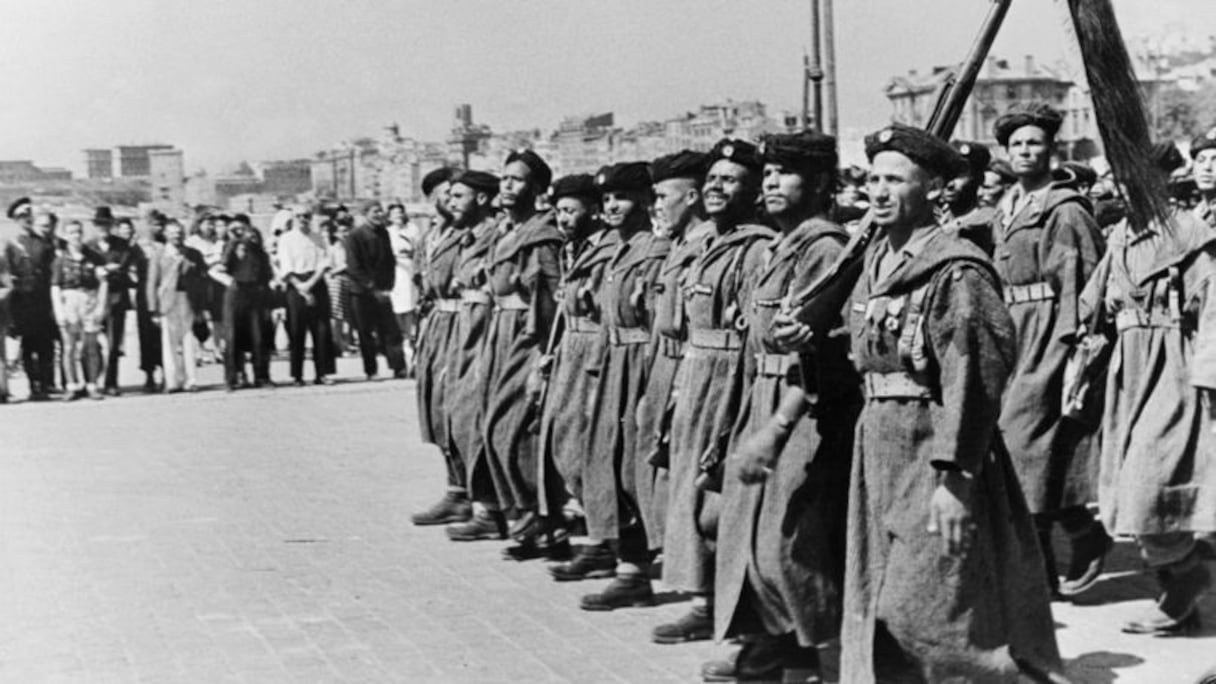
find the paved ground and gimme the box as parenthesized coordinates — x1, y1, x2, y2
(1, 351, 1215, 683)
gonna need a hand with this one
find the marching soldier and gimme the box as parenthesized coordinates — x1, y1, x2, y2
(993, 102, 1111, 599)
(633, 151, 711, 606)
(572, 163, 667, 609)
(838, 124, 1061, 682)
(1190, 129, 1216, 229)
(414, 170, 499, 527)
(706, 131, 860, 683)
(659, 139, 775, 645)
(527, 173, 617, 563)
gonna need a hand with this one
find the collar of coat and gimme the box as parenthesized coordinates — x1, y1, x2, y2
(492, 209, 561, 266)
(1108, 209, 1216, 286)
(609, 223, 664, 274)
(866, 223, 998, 298)
(564, 227, 620, 280)
(455, 218, 497, 266)
(659, 221, 713, 275)
(698, 222, 777, 266)
(998, 182, 1092, 238)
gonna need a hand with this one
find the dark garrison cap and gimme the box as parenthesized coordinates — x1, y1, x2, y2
(707, 138, 762, 173)
(1190, 128, 1216, 159)
(864, 123, 967, 179)
(505, 149, 553, 190)
(6, 196, 31, 219)
(595, 162, 652, 194)
(650, 150, 708, 184)
(451, 169, 500, 196)
(422, 167, 455, 196)
(951, 141, 992, 178)
(550, 174, 598, 202)
(1151, 142, 1186, 174)
(993, 102, 1065, 146)
(759, 130, 838, 175)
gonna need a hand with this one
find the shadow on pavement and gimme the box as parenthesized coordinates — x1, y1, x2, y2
(1064, 651, 1145, 684)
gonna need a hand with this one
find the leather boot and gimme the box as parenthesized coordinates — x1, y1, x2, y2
(1122, 550, 1210, 635)
(653, 603, 714, 644)
(549, 542, 615, 581)
(579, 573, 655, 611)
(503, 520, 571, 561)
(700, 634, 818, 682)
(1059, 520, 1113, 598)
(445, 508, 506, 541)
(411, 490, 472, 526)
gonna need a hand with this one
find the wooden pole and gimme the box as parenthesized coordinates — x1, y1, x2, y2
(801, 53, 811, 129)
(809, 0, 824, 130)
(822, 0, 838, 136)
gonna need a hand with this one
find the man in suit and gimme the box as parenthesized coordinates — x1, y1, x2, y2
(148, 220, 207, 392)
(343, 201, 406, 380)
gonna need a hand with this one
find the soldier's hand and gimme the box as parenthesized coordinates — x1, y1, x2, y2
(769, 310, 814, 352)
(928, 469, 974, 557)
(525, 367, 545, 407)
(731, 417, 789, 485)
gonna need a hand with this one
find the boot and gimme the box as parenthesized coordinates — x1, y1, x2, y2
(1122, 550, 1210, 635)
(549, 542, 615, 581)
(700, 634, 818, 683)
(412, 490, 472, 526)
(503, 520, 571, 561)
(1059, 522, 1113, 598)
(445, 508, 506, 541)
(579, 573, 655, 611)
(653, 603, 714, 644)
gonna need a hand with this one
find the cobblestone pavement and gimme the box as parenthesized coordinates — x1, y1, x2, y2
(1, 354, 1214, 683)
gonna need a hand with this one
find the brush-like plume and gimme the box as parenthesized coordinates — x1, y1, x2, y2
(1065, 0, 1170, 232)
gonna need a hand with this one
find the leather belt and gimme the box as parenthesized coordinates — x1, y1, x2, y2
(494, 293, 529, 310)
(863, 372, 933, 400)
(433, 298, 461, 313)
(755, 352, 797, 377)
(1114, 308, 1178, 332)
(657, 336, 685, 359)
(567, 316, 601, 333)
(608, 327, 649, 346)
(688, 328, 742, 350)
(460, 290, 492, 305)
(1004, 281, 1055, 305)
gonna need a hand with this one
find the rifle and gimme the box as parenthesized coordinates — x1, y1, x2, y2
(782, 0, 1011, 330)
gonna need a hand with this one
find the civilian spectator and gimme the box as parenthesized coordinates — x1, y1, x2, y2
(278, 207, 334, 386)
(148, 220, 207, 393)
(51, 220, 108, 400)
(211, 215, 274, 390)
(91, 206, 137, 395)
(7, 200, 58, 401)
(343, 201, 406, 380)
(187, 213, 230, 364)
(0, 232, 12, 404)
(324, 212, 354, 368)
(388, 202, 422, 375)
(132, 213, 166, 392)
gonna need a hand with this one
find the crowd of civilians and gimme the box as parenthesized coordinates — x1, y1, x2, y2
(0, 197, 426, 403)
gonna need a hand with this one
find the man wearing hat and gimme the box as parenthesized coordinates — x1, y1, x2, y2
(415, 167, 456, 317)
(633, 150, 711, 583)
(89, 206, 137, 395)
(941, 141, 996, 254)
(6, 199, 58, 400)
(1190, 128, 1216, 228)
(343, 200, 407, 380)
(993, 102, 1111, 599)
(978, 158, 1016, 209)
(834, 123, 1061, 682)
(522, 173, 617, 562)
(658, 139, 776, 645)
(412, 169, 499, 529)
(704, 131, 860, 682)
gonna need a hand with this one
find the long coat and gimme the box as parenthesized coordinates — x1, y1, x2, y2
(994, 184, 1105, 513)
(1081, 213, 1216, 536)
(584, 226, 666, 541)
(481, 210, 563, 513)
(635, 224, 712, 550)
(715, 218, 859, 647)
(443, 218, 499, 499)
(537, 228, 619, 513)
(840, 226, 1061, 683)
(662, 223, 774, 594)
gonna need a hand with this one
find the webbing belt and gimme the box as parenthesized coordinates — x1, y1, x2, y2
(688, 328, 743, 351)
(433, 298, 461, 313)
(755, 352, 798, 377)
(460, 290, 491, 305)
(1004, 281, 1056, 305)
(1114, 308, 1179, 333)
(567, 316, 601, 333)
(494, 294, 529, 310)
(657, 336, 685, 359)
(863, 372, 933, 400)
(607, 327, 649, 346)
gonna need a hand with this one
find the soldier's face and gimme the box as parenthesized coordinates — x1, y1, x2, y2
(499, 161, 534, 210)
(1194, 149, 1216, 192)
(702, 160, 755, 219)
(554, 197, 592, 237)
(941, 174, 977, 208)
(447, 183, 482, 227)
(431, 181, 453, 219)
(867, 151, 937, 228)
(601, 190, 644, 228)
(1006, 126, 1053, 179)
(978, 171, 1007, 207)
(761, 163, 808, 218)
(652, 178, 698, 236)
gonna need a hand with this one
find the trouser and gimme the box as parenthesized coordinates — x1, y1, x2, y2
(136, 302, 161, 375)
(285, 278, 333, 381)
(350, 292, 404, 376)
(161, 302, 198, 390)
(103, 303, 128, 389)
(396, 311, 418, 369)
(14, 296, 56, 394)
(224, 285, 267, 385)
(0, 318, 8, 399)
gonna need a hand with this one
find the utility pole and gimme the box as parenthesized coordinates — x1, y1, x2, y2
(801, 53, 811, 129)
(808, 0, 825, 130)
(823, 0, 838, 136)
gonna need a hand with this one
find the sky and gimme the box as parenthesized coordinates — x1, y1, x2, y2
(1, 0, 1213, 175)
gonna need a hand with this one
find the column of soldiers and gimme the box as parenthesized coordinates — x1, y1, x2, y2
(400, 99, 1214, 683)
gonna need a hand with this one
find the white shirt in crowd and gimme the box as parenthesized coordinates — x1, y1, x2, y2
(276, 227, 331, 276)
(390, 222, 422, 314)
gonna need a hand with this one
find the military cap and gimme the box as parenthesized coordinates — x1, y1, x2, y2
(1052, 161, 1098, 188)
(951, 141, 992, 178)
(595, 162, 652, 194)
(1152, 142, 1186, 174)
(987, 158, 1016, 183)
(550, 173, 598, 202)
(6, 196, 31, 219)
(93, 206, 115, 225)
(422, 167, 455, 196)
(505, 149, 553, 190)
(994, 102, 1065, 146)
(451, 169, 500, 196)
(1189, 128, 1216, 159)
(864, 123, 967, 179)
(707, 138, 762, 173)
(759, 130, 838, 175)
(651, 150, 708, 184)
